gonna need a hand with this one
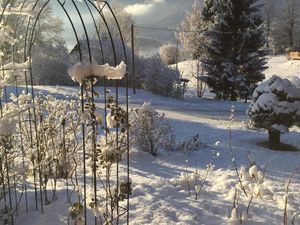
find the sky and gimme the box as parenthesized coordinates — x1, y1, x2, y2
(51, 0, 187, 49)
(122, 0, 166, 16)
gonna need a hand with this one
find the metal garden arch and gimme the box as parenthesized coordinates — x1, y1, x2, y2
(0, 0, 130, 224)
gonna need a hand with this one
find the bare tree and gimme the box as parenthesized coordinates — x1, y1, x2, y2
(177, 1, 206, 60)
(271, 0, 300, 52)
(286, 0, 298, 48)
(264, 0, 275, 38)
(159, 44, 178, 65)
(98, 1, 134, 46)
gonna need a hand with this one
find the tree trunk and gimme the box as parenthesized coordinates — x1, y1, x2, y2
(268, 129, 280, 147)
(230, 89, 237, 101)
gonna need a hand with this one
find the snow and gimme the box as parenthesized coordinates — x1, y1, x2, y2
(106, 111, 117, 128)
(68, 61, 127, 84)
(5, 83, 298, 225)
(1, 55, 299, 225)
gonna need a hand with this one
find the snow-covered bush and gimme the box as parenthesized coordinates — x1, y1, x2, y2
(130, 103, 174, 156)
(159, 43, 178, 65)
(141, 55, 181, 97)
(247, 75, 300, 147)
(130, 103, 204, 155)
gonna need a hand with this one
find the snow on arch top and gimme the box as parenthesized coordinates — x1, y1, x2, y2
(68, 61, 127, 84)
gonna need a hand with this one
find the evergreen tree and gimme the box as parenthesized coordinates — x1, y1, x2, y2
(248, 75, 300, 148)
(201, 0, 268, 101)
(202, 0, 217, 24)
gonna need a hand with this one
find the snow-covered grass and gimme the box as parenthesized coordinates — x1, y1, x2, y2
(5, 55, 300, 224)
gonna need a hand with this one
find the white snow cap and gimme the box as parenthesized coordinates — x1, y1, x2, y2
(249, 165, 258, 179)
(106, 112, 117, 129)
(248, 75, 300, 118)
(68, 61, 127, 84)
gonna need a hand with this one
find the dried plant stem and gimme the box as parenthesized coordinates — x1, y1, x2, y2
(228, 124, 248, 197)
(283, 167, 299, 225)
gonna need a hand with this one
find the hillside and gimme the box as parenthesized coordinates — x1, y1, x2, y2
(176, 55, 300, 98)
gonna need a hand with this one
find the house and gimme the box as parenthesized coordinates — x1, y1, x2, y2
(288, 51, 300, 60)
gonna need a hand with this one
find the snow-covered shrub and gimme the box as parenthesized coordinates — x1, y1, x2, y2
(141, 55, 181, 97)
(159, 43, 178, 65)
(247, 75, 300, 147)
(130, 103, 174, 156)
(0, 92, 34, 222)
(130, 103, 204, 155)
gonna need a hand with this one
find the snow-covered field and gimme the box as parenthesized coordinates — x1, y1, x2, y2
(10, 55, 300, 224)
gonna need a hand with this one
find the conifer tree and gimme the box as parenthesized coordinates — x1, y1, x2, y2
(202, 0, 268, 101)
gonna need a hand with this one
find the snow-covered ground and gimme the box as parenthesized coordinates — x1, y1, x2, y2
(8, 55, 300, 224)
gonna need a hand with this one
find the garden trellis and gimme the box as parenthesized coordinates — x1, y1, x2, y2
(0, 0, 130, 224)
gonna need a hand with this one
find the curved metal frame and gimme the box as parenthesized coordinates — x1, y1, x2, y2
(0, 0, 130, 224)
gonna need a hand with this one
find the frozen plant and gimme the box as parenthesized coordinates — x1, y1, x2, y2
(194, 150, 219, 200)
(166, 150, 219, 199)
(228, 106, 248, 197)
(69, 202, 84, 225)
(283, 167, 300, 225)
(130, 103, 174, 156)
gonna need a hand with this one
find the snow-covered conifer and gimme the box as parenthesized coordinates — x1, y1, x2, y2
(248, 75, 300, 147)
(202, 0, 268, 101)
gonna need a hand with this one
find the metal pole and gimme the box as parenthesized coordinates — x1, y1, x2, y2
(176, 39, 179, 70)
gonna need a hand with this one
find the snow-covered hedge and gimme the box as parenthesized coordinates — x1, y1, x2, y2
(247, 75, 300, 146)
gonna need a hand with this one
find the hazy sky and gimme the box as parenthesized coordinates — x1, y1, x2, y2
(51, 0, 173, 49)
